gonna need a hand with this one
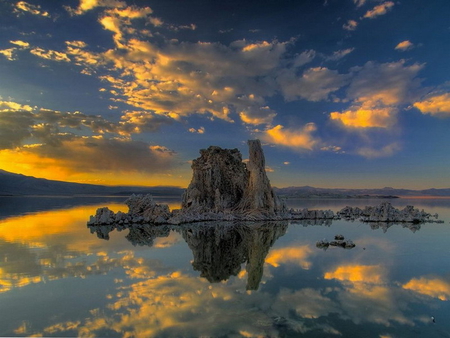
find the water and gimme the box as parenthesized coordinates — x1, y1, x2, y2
(1, 196, 450, 337)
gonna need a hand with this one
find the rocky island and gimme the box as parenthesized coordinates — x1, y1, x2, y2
(88, 140, 438, 226)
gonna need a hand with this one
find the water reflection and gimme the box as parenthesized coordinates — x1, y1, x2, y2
(2, 199, 450, 337)
(89, 221, 288, 290)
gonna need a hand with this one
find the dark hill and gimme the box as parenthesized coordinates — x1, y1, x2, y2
(0, 169, 183, 197)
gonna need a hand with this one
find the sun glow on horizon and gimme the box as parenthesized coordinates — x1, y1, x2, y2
(0, 149, 189, 187)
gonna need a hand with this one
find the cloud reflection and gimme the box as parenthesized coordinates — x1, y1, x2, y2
(403, 276, 450, 301)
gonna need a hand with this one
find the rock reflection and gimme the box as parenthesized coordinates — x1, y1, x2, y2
(368, 222, 422, 233)
(181, 222, 287, 290)
(88, 221, 288, 290)
(127, 225, 171, 247)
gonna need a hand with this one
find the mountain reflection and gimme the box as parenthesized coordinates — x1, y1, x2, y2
(89, 221, 287, 290)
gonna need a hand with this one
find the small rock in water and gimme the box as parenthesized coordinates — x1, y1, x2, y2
(316, 239, 330, 249)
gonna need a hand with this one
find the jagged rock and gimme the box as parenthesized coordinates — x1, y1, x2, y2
(181, 140, 285, 218)
(181, 146, 248, 213)
(317, 236, 355, 250)
(88, 207, 116, 225)
(126, 194, 171, 223)
(289, 208, 335, 220)
(316, 239, 329, 250)
(337, 202, 432, 223)
(238, 140, 285, 217)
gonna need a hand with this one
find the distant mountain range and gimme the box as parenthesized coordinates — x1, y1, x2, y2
(274, 186, 450, 198)
(2, 169, 450, 197)
(0, 169, 183, 196)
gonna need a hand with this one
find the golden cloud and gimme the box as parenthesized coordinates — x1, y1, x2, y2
(343, 19, 358, 31)
(30, 47, 71, 62)
(413, 93, 450, 116)
(264, 124, 319, 150)
(331, 60, 423, 134)
(265, 246, 314, 269)
(395, 40, 414, 51)
(67, 0, 127, 15)
(10, 40, 29, 48)
(363, 1, 394, 19)
(0, 48, 16, 61)
(15, 1, 49, 17)
(324, 264, 385, 284)
(403, 276, 450, 301)
(330, 104, 397, 128)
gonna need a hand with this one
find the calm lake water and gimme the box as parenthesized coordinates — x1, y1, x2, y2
(1, 196, 450, 337)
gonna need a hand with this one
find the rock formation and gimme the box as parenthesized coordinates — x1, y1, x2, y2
(238, 140, 284, 216)
(87, 141, 440, 227)
(88, 139, 287, 225)
(337, 202, 435, 223)
(181, 139, 285, 218)
(181, 146, 248, 213)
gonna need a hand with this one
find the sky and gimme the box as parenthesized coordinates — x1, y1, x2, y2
(0, 0, 449, 189)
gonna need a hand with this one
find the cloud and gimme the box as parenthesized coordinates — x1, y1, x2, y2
(118, 111, 175, 134)
(325, 48, 355, 61)
(353, 0, 366, 7)
(239, 106, 276, 125)
(273, 288, 342, 320)
(264, 124, 319, 151)
(363, 1, 395, 19)
(0, 40, 31, 61)
(291, 50, 316, 68)
(0, 100, 33, 112)
(265, 246, 313, 269)
(0, 101, 175, 147)
(66, 0, 127, 15)
(347, 60, 423, 106)
(343, 20, 358, 31)
(188, 127, 205, 134)
(331, 60, 424, 130)
(395, 40, 414, 51)
(324, 264, 386, 284)
(0, 110, 34, 149)
(93, 36, 290, 124)
(30, 47, 71, 62)
(14, 4, 345, 127)
(7, 3, 365, 131)
(10, 40, 30, 48)
(356, 142, 401, 158)
(14, 1, 50, 17)
(413, 93, 450, 116)
(2, 136, 176, 175)
(278, 67, 349, 102)
(330, 104, 397, 128)
(403, 276, 450, 301)
(0, 48, 17, 61)
(0, 101, 177, 178)
(320, 145, 343, 153)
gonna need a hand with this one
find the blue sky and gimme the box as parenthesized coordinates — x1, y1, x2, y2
(0, 0, 449, 188)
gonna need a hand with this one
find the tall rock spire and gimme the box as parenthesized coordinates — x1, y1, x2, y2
(239, 140, 280, 215)
(181, 139, 285, 217)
